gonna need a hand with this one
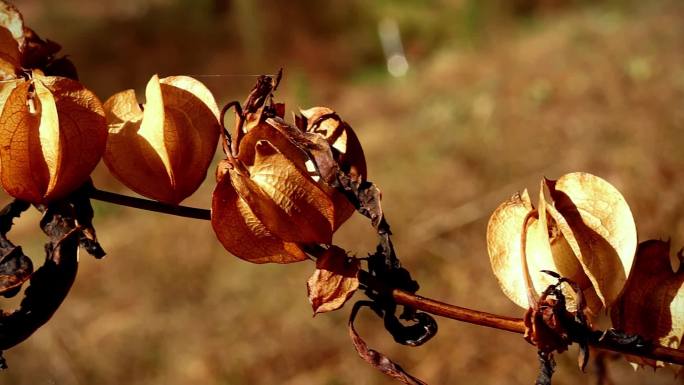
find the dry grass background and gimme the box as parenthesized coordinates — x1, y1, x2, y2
(1, 0, 684, 384)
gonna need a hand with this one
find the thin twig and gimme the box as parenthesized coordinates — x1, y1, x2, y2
(85, 188, 684, 367)
(88, 188, 210, 220)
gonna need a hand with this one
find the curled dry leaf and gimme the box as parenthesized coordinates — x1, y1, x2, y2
(306, 246, 360, 315)
(298, 106, 367, 182)
(103, 74, 220, 204)
(348, 302, 427, 385)
(0, 248, 32, 296)
(0, 76, 107, 203)
(611, 240, 684, 368)
(487, 172, 636, 313)
(0, 184, 104, 358)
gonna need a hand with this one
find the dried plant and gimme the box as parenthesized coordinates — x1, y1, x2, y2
(0, 2, 680, 384)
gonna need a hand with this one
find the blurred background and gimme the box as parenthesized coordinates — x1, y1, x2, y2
(1, 0, 684, 384)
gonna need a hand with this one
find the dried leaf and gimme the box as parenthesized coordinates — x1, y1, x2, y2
(211, 160, 306, 264)
(19, 28, 62, 73)
(0, 247, 32, 296)
(303, 133, 356, 229)
(103, 74, 220, 204)
(0, 26, 19, 79)
(0, 77, 107, 203)
(0, 2, 24, 47)
(348, 302, 427, 385)
(610, 240, 684, 368)
(0, 187, 100, 354)
(546, 172, 637, 307)
(306, 246, 359, 315)
(299, 107, 367, 182)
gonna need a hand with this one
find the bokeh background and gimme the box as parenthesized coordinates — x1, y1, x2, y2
(1, 0, 684, 384)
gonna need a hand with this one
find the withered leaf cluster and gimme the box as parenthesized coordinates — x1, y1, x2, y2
(0, 1, 382, 372)
(0, 184, 105, 369)
(487, 171, 684, 373)
(0, 0, 372, 326)
(207, 78, 432, 384)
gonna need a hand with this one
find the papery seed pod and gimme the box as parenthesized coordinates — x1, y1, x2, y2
(0, 75, 107, 203)
(487, 172, 636, 314)
(238, 115, 355, 229)
(211, 124, 338, 263)
(103, 74, 220, 204)
(212, 76, 367, 263)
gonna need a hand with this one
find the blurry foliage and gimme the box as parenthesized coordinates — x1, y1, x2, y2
(18, 0, 650, 99)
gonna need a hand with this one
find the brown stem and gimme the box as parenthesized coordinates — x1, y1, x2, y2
(393, 287, 526, 334)
(88, 188, 210, 220)
(85, 188, 684, 367)
(219, 100, 243, 157)
(383, 283, 684, 366)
